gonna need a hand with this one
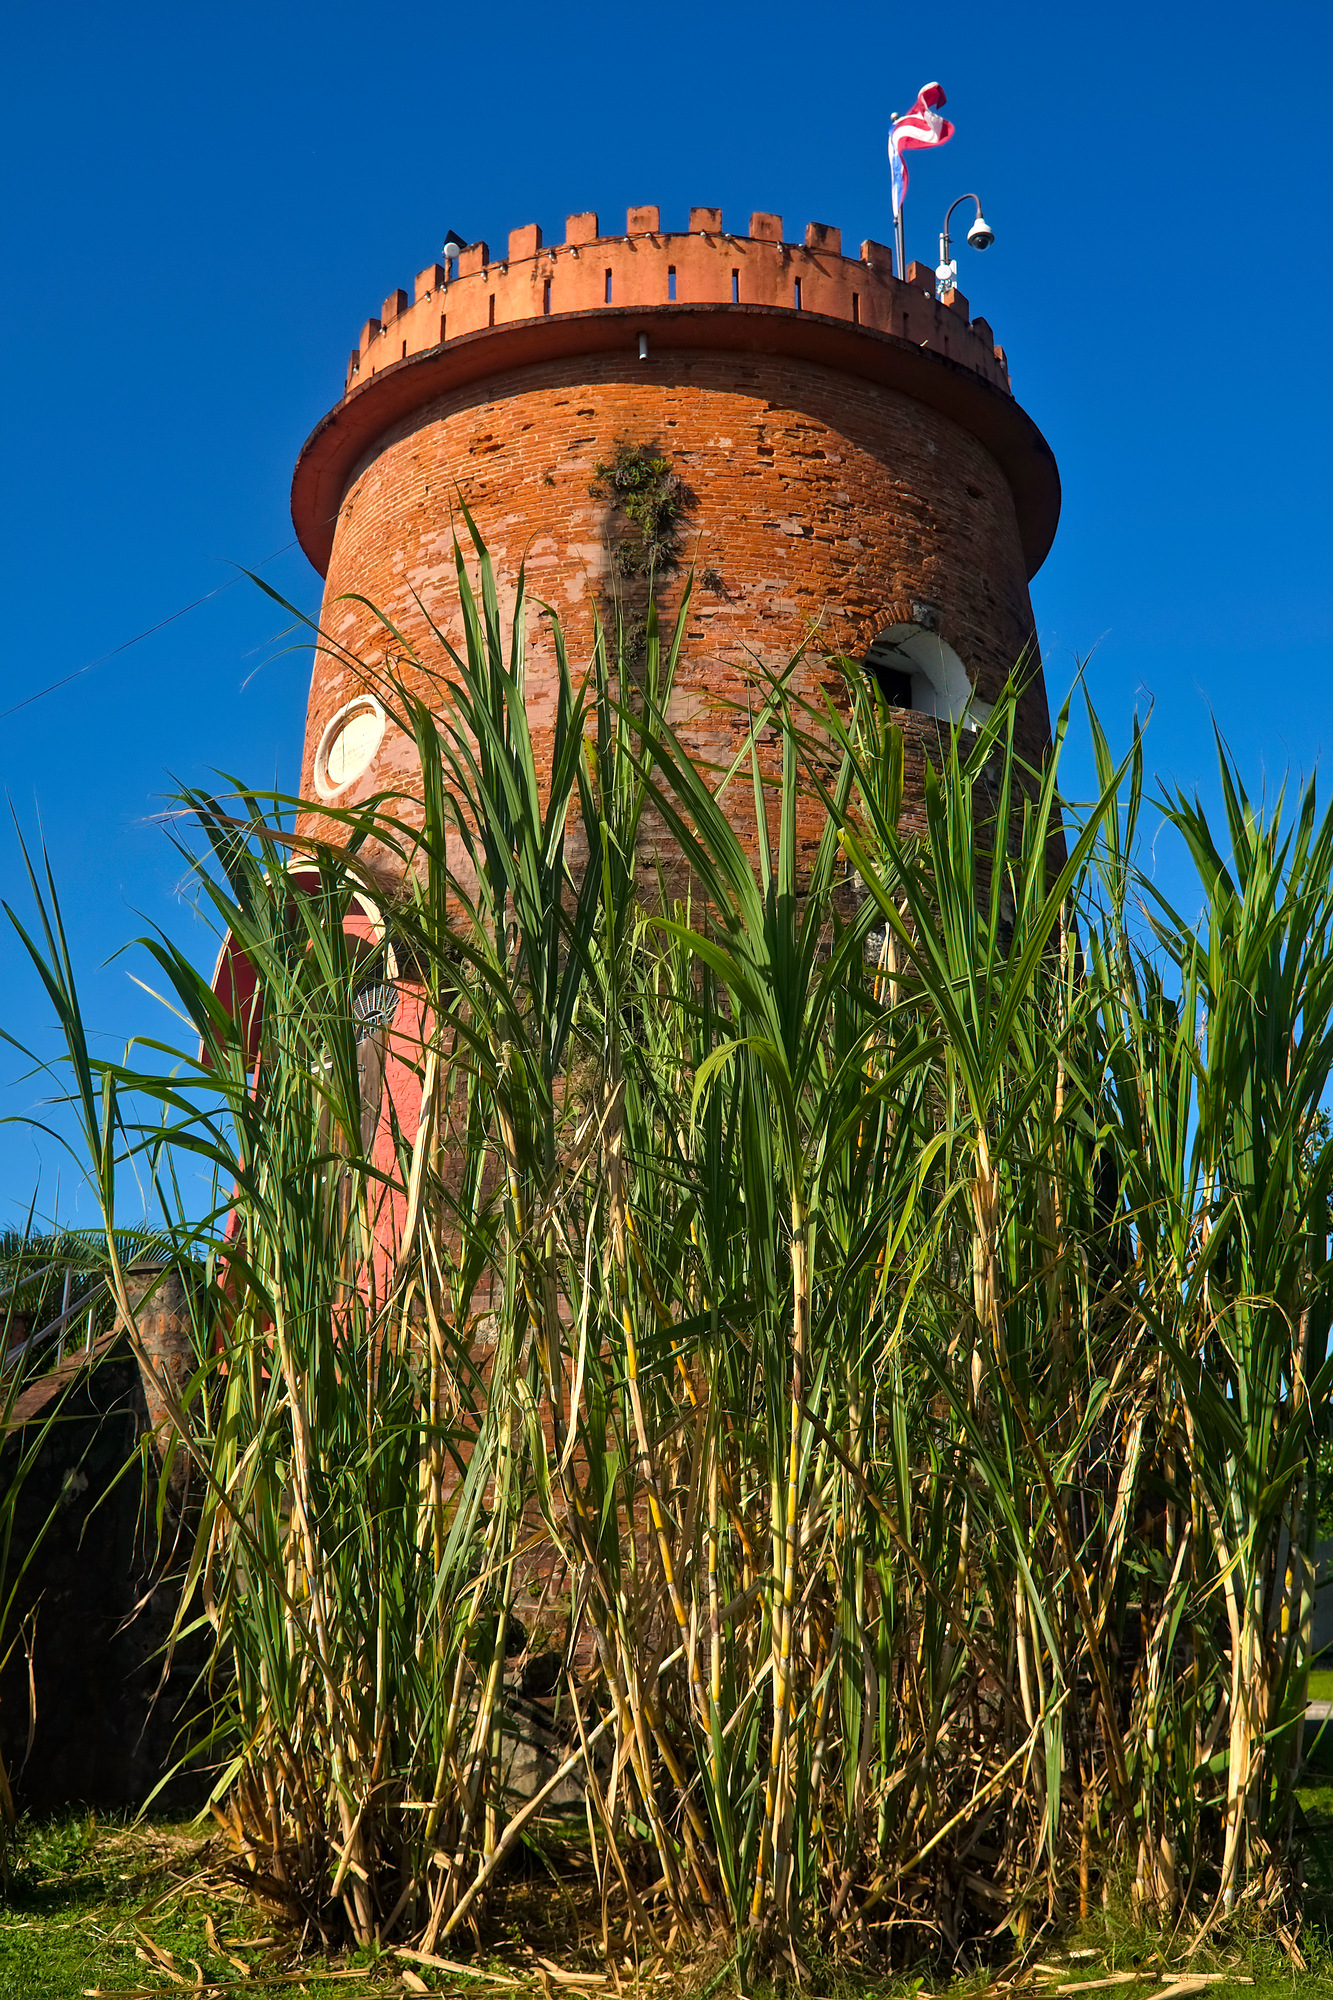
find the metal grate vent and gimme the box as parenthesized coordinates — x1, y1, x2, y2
(351, 978, 399, 1042)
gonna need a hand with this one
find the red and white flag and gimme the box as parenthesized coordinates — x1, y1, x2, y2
(889, 82, 955, 218)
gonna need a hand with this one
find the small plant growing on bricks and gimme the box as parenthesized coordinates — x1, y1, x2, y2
(590, 438, 695, 665)
(591, 440, 691, 581)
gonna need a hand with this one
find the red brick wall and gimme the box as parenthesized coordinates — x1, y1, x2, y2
(298, 345, 1051, 876)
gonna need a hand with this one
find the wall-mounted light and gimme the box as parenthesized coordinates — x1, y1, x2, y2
(440, 227, 468, 280)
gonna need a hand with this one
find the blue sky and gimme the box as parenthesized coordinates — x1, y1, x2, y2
(1, 0, 1329, 1226)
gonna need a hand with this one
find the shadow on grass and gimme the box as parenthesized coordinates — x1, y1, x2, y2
(9, 1805, 1333, 2000)
(0, 1814, 393, 1999)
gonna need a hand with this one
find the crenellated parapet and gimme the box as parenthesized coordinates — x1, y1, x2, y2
(342, 206, 1008, 401)
(290, 187, 1061, 892)
(293, 204, 1048, 580)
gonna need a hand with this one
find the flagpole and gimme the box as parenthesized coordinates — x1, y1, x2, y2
(889, 84, 954, 281)
(890, 114, 905, 278)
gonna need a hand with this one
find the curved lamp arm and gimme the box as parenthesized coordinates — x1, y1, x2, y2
(936, 194, 993, 298)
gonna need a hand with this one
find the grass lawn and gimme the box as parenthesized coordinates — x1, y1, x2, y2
(0, 1817, 404, 1998)
(5, 1801, 1333, 2000)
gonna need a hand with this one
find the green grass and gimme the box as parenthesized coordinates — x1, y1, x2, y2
(6, 1809, 1333, 2000)
(1309, 1669, 1333, 1703)
(0, 1815, 405, 1998)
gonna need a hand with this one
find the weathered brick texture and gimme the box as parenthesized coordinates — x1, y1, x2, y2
(292, 208, 1060, 879)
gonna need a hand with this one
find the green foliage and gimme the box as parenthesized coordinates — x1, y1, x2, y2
(590, 440, 694, 666)
(591, 441, 692, 582)
(0, 1815, 396, 1995)
(10, 533, 1333, 1973)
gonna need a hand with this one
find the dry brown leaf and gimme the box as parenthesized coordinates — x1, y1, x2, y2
(83, 1979, 380, 2000)
(1277, 1926, 1307, 1973)
(134, 1940, 188, 1985)
(401, 1975, 431, 1995)
(202, 1913, 253, 1975)
(395, 1948, 523, 1987)
(533, 1959, 607, 1989)
(135, 1926, 183, 1971)
(1052, 1979, 1146, 1997)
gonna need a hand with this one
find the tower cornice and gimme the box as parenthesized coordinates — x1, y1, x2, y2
(290, 211, 1060, 579)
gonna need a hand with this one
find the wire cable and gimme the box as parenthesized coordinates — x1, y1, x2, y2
(0, 539, 300, 722)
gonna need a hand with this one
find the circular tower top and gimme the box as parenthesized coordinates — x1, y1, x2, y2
(292, 201, 1062, 868)
(291, 205, 1059, 579)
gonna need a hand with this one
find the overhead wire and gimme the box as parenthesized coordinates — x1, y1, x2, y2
(0, 539, 301, 722)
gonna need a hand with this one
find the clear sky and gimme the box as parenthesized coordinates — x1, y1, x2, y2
(1, 0, 1329, 1227)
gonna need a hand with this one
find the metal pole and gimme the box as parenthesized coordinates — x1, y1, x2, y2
(0, 1261, 61, 1306)
(56, 1267, 71, 1365)
(895, 206, 907, 282)
(2, 1279, 108, 1375)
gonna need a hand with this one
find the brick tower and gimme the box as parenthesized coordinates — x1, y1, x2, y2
(291, 204, 1060, 864)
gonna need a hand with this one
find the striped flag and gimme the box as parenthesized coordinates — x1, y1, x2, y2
(889, 82, 955, 219)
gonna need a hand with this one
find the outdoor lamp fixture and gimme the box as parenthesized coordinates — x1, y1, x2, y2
(440, 227, 468, 277)
(936, 193, 993, 297)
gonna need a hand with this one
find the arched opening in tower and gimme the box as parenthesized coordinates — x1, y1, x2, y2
(862, 623, 992, 728)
